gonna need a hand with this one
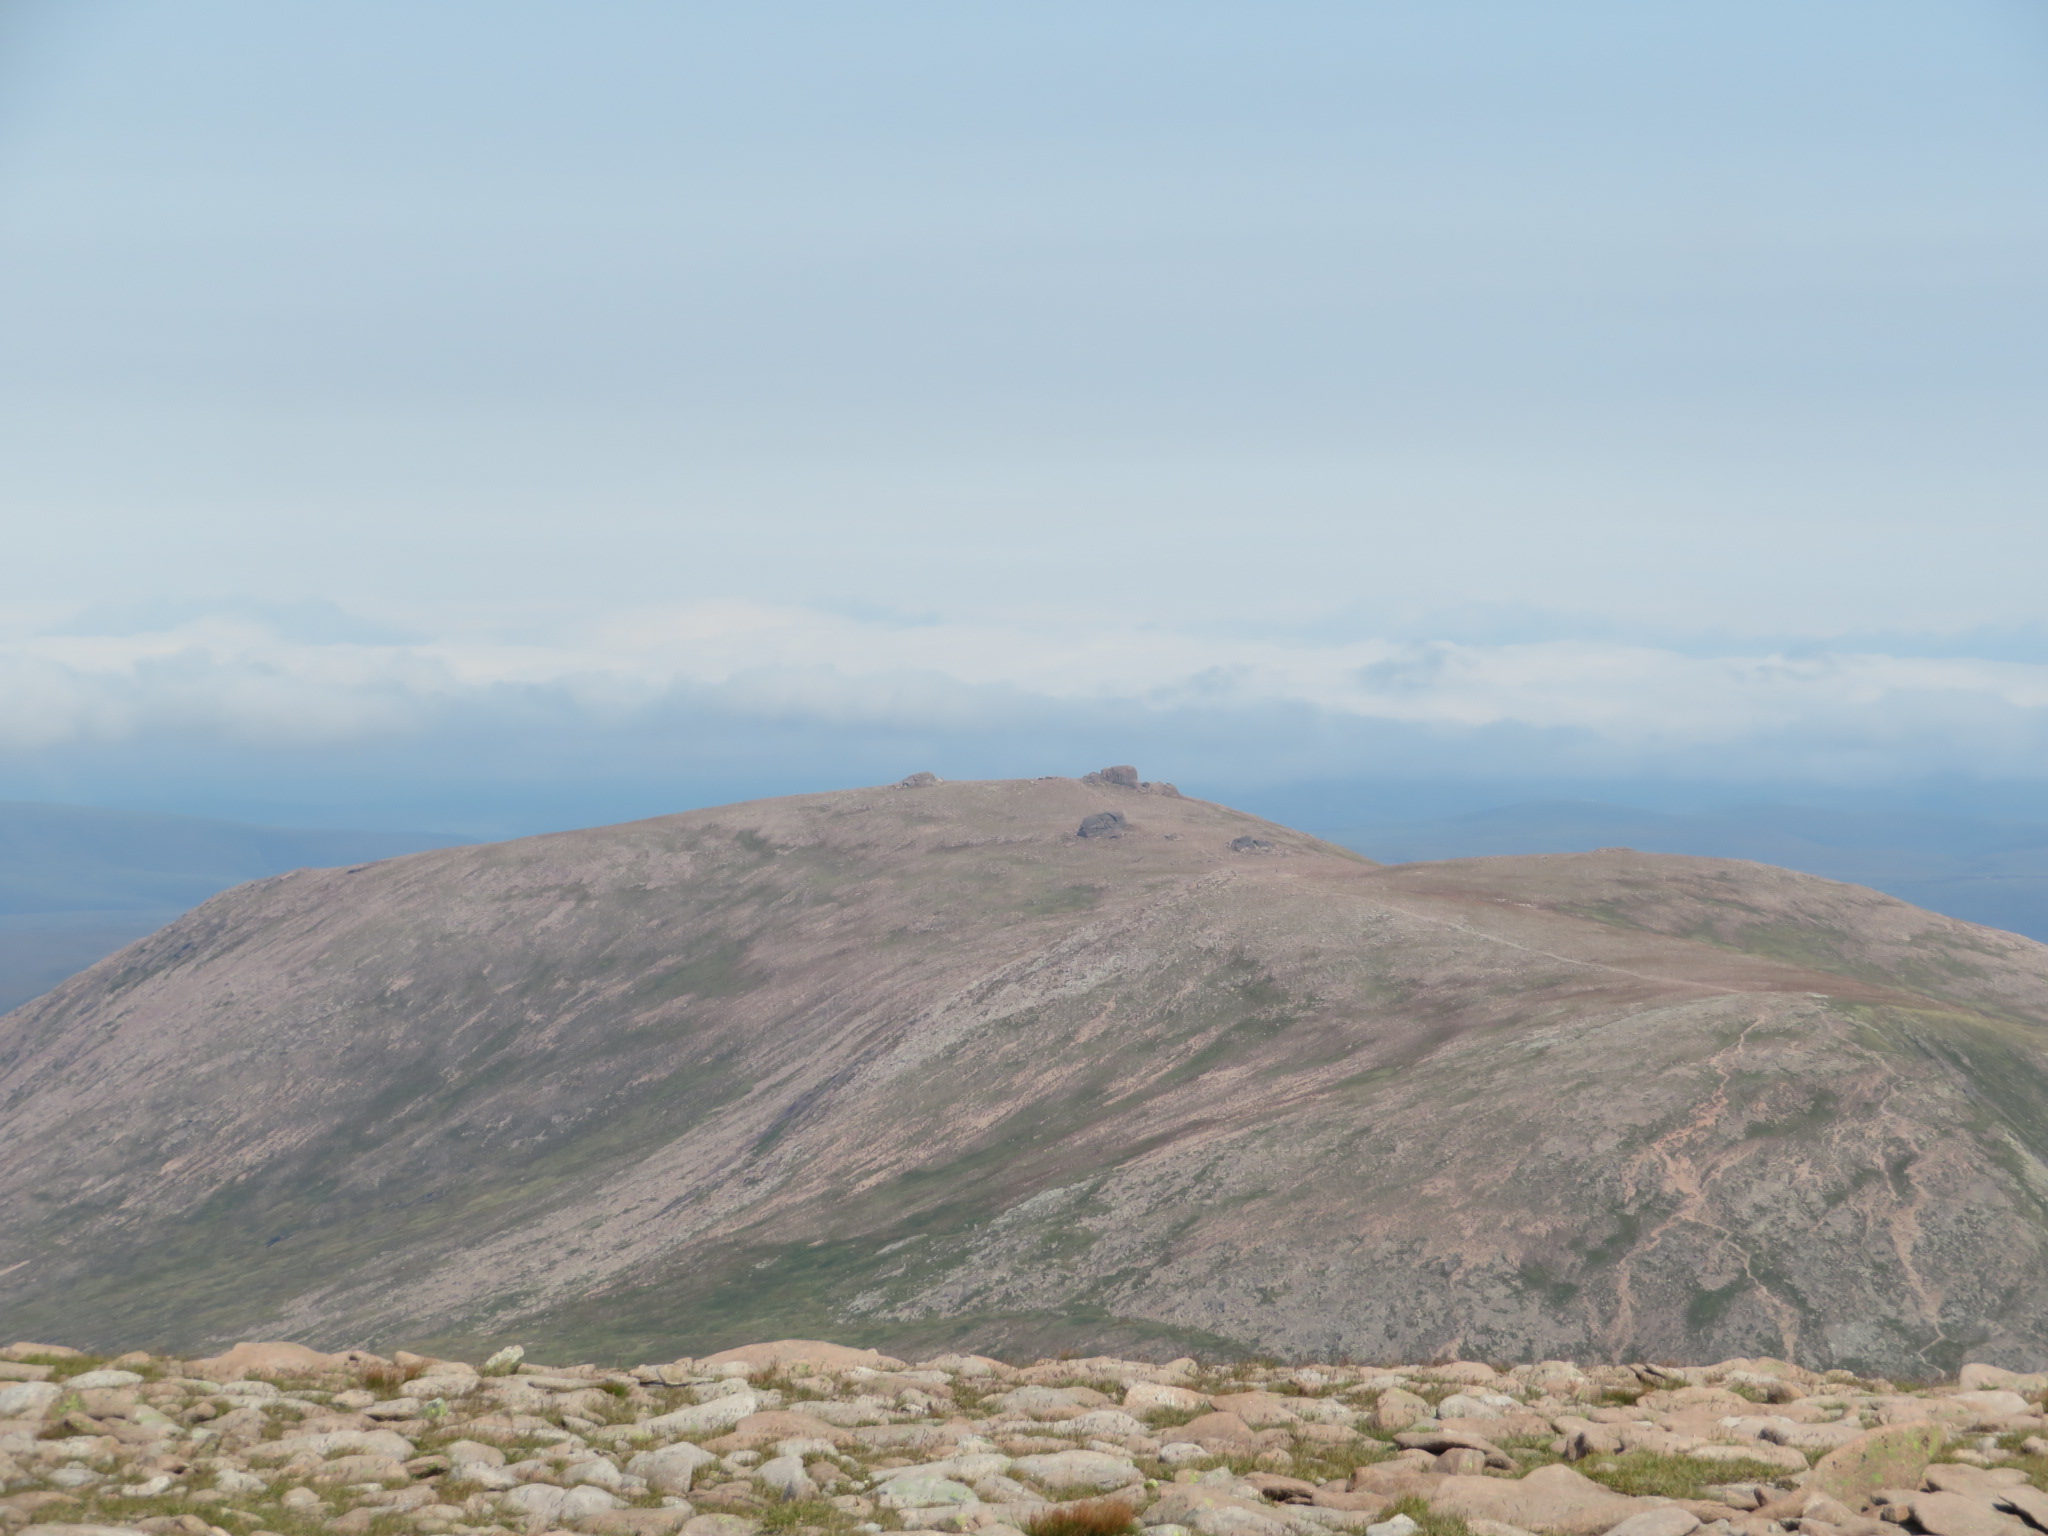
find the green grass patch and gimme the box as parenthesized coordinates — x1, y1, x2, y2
(24, 1353, 110, 1379)
(754, 1495, 866, 1533)
(1286, 1436, 1399, 1484)
(1026, 1498, 1141, 1536)
(1384, 1494, 1474, 1536)
(1989, 1440, 2048, 1492)
(1580, 1451, 1804, 1499)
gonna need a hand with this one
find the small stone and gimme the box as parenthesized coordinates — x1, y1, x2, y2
(1013, 1450, 1142, 1490)
(628, 1445, 719, 1494)
(1600, 1512, 1700, 1536)
(1438, 1393, 1512, 1419)
(1078, 812, 1127, 839)
(1912, 1492, 2029, 1536)
(755, 1456, 817, 1501)
(1697, 1486, 1763, 1512)
(1372, 1390, 1432, 1432)
(680, 1517, 762, 1536)
(876, 1477, 977, 1510)
(1949, 1392, 2032, 1422)
(1068, 1410, 1149, 1439)
(1241, 1474, 1313, 1504)
(0, 1381, 60, 1417)
(1127, 1384, 1209, 1413)
(1686, 1443, 1808, 1472)
(1960, 1366, 2048, 1394)
(584, 1511, 697, 1536)
(1, 1341, 83, 1358)
(1922, 1466, 2031, 1497)
(1420, 1362, 1501, 1386)
(1996, 1486, 2048, 1528)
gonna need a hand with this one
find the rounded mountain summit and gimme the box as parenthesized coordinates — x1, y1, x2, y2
(3, 771, 2047, 1373)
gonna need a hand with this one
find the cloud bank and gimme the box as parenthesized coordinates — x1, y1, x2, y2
(8, 603, 2048, 833)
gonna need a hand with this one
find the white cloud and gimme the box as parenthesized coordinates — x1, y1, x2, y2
(6, 603, 2048, 785)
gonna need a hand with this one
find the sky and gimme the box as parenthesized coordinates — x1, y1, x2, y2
(3, 1, 2048, 834)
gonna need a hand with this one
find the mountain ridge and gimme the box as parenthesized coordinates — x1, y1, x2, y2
(0, 799, 463, 1011)
(3, 774, 2046, 1372)
(1319, 797, 2048, 943)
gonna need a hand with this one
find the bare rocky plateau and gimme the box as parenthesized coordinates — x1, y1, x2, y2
(3, 774, 2048, 1372)
(1, 1337, 2046, 1536)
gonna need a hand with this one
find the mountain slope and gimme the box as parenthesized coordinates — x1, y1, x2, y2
(1322, 798, 2048, 942)
(3, 774, 2047, 1374)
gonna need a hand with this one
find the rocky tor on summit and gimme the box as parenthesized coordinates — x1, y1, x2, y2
(1, 772, 2047, 1372)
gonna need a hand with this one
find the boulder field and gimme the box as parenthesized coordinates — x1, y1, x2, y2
(2, 1339, 2046, 1536)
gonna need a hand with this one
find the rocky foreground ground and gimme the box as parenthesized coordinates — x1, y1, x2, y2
(1, 1341, 2044, 1536)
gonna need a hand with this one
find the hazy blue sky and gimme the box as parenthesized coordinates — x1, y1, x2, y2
(4, 1, 2048, 831)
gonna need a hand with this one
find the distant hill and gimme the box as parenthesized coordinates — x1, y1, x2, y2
(1318, 800, 2048, 942)
(4, 775, 2047, 1373)
(0, 802, 463, 1011)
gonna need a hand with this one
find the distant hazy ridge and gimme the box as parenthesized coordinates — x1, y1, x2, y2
(0, 802, 460, 1011)
(1322, 799, 2048, 943)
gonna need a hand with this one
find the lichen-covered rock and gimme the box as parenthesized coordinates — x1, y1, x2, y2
(1806, 1422, 1949, 1505)
(1012, 1450, 1143, 1490)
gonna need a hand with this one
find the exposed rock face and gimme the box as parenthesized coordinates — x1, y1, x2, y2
(3, 777, 2048, 1371)
(1082, 766, 1181, 796)
(0, 1342, 2041, 1536)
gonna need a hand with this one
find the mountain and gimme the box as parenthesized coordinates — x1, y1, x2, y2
(3, 773, 2047, 1374)
(0, 801, 464, 1012)
(1319, 799, 2048, 942)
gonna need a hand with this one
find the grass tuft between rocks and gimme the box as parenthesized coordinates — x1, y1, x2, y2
(1384, 1493, 1474, 1536)
(1575, 1451, 1811, 1500)
(755, 1496, 855, 1532)
(1025, 1497, 1142, 1536)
